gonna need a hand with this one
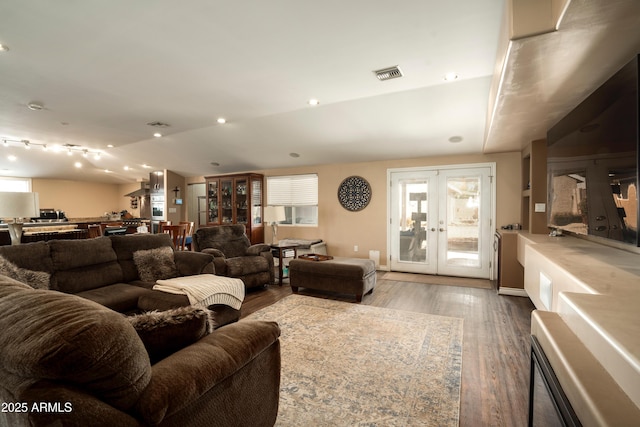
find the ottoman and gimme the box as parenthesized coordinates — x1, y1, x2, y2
(289, 257, 376, 302)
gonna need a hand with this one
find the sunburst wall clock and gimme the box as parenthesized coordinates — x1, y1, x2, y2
(337, 176, 372, 211)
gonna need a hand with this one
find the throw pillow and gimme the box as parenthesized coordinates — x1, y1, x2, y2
(133, 246, 178, 282)
(0, 255, 50, 289)
(127, 306, 213, 363)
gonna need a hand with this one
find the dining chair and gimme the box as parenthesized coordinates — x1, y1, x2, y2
(87, 224, 102, 238)
(159, 220, 172, 233)
(162, 224, 188, 251)
(179, 221, 195, 251)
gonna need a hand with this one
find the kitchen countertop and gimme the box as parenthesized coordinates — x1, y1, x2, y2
(519, 231, 640, 411)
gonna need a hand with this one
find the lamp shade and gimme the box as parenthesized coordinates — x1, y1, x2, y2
(0, 192, 40, 219)
(263, 206, 286, 223)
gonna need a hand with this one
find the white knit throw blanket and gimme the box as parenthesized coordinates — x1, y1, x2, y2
(154, 274, 245, 310)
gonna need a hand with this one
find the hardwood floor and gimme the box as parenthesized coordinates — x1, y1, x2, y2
(242, 273, 536, 427)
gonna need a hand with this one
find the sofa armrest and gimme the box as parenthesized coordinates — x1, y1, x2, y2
(135, 320, 281, 426)
(173, 251, 215, 276)
(201, 248, 225, 258)
(246, 243, 271, 256)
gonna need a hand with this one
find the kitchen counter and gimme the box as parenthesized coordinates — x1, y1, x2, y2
(520, 231, 640, 423)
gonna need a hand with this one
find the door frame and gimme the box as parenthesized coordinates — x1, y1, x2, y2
(386, 162, 496, 277)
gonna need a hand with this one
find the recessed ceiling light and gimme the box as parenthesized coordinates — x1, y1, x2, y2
(217, 118, 226, 124)
(448, 136, 464, 143)
(444, 72, 459, 81)
(27, 102, 44, 111)
(74, 162, 82, 168)
(153, 132, 162, 138)
(0, 44, 9, 52)
(124, 166, 130, 171)
(107, 144, 114, 148)
(308, 99, 320, 106)
(8, 155, 17, 161)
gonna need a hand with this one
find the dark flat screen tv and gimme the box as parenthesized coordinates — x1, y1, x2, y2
(547, 54, 639, 247)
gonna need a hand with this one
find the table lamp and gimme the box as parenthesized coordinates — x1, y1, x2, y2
(263, 206, 286, 245)
(0, 192, 40, 245)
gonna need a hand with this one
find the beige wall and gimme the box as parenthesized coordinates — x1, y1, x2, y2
(32, 179, 141, 219)
(191, 151, 522, 267)
(165, 170, 187, 224)
(31, 152, 521, 261)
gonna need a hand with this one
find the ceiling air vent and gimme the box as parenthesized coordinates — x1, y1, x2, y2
(374, 66, 403, 81)
(146, 121, 171, 128)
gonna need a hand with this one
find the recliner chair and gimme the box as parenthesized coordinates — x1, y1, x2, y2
(193, 225, 274, 289)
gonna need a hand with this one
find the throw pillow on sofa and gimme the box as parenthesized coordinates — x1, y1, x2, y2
(133, 246, 178, 282)
(0, 255, 50, 289)
(127, 306, 214, 363)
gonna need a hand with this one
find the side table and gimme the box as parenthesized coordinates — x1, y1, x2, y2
(271, 243, 299, 286)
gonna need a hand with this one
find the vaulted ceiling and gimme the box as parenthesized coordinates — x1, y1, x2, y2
(1, 1, 639, 183)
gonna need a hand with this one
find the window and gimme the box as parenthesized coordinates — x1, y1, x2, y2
(267, 174, 318, 226)
(0, 177, 31, 192)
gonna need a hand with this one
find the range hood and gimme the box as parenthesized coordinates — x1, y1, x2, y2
(124, 182, 150, 197)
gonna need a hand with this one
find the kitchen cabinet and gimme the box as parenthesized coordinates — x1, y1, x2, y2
(205, 173, 264, 243)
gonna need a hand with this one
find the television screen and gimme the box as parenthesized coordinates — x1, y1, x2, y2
(547, 55, 639, 246)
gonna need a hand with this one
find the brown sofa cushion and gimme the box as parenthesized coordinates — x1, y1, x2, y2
(133, 246, 178, 281)
(110, 233, 175, 282)
(0, 276, 151, 411)
(0, 241, 53, 274)
(49, 237, 123, 293)
(0, 255, 50, 289)
(128, 306, 213, 363)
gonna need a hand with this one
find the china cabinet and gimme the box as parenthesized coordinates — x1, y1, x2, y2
(205, 173, 264, 243)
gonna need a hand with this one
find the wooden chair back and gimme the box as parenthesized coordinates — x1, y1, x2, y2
(87, 224, 102, 238)
(179, 221, 195, 250)
(159, 221, 172, 233)
(162, 224, 188, 250)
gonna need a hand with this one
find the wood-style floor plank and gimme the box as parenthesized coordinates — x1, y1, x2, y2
(241, 273, 535, 427)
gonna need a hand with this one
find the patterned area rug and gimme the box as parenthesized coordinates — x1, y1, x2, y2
(247, 295, 463, 426)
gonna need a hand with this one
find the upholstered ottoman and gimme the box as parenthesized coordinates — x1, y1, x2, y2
(289, 257, 376, 302)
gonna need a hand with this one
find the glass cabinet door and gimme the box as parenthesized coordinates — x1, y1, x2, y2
(221, 178, 233, 224)
(207, 180, 219, 224)
(235, 178, 248, 224)
(251, 178, 262, 226)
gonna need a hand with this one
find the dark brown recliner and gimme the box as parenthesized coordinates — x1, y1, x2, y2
(193, 225, 274, 289)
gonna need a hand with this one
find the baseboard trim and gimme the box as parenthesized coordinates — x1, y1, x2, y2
(498, 287, 529, 297)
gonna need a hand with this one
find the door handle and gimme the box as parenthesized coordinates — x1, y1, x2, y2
(430, 228, 436, 232)
(439, 228, 446, 232)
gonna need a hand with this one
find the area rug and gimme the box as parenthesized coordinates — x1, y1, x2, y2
(247, 294, 463, 426)
(382, 271, 493, 290)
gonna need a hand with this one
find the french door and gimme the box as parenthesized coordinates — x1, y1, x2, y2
(389, 165, 493, 278)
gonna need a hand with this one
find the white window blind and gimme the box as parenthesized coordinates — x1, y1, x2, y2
(0, 177, 31, 192)
(267, 174, 318, 206)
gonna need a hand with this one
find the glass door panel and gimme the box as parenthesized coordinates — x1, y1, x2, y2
(221, 179, 233, 224)
(390, 171, 437, 274)
(444, 176, 480, 268)
(437, 168, 491, 278)
(251, 178, 262, 226)
(208, 180, 219, 224)
(235, 178, 248, 224)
